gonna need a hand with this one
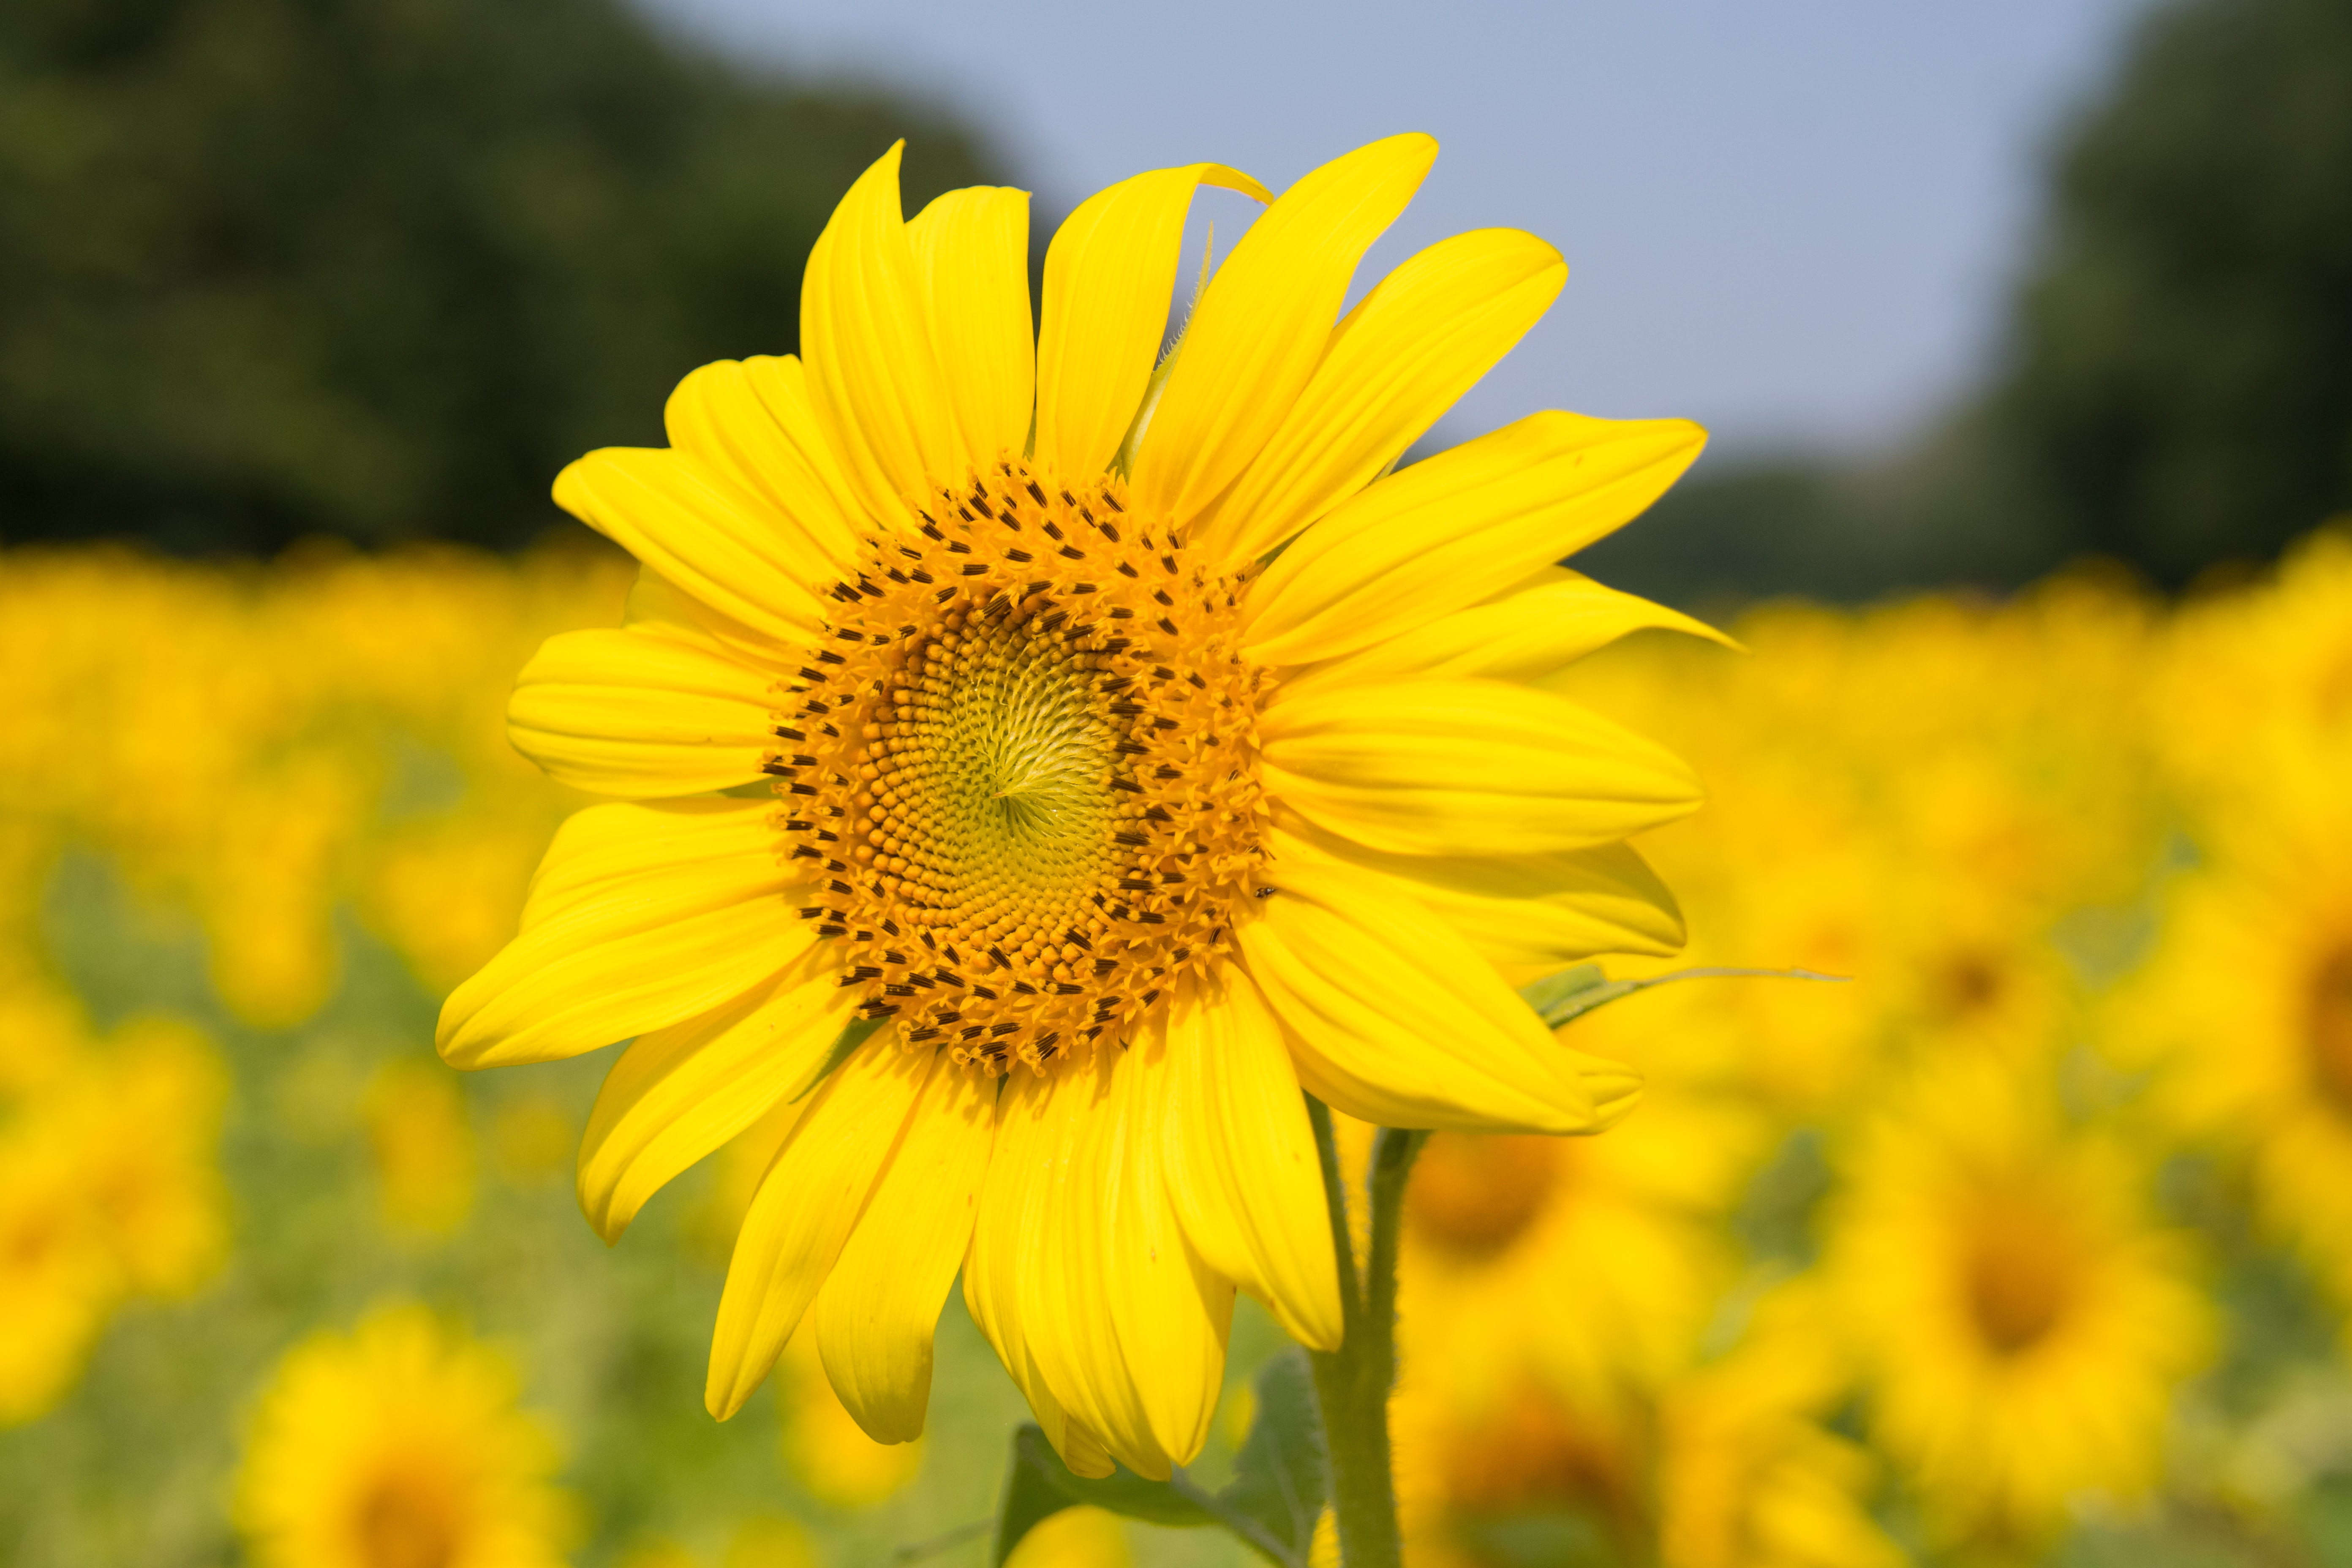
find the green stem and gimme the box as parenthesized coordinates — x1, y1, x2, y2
(1304, 1098, 1427, 1568)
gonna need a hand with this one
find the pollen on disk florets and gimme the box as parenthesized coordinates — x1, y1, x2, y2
(761, 458, 1272, 1075)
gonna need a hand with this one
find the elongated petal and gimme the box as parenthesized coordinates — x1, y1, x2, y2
(1032, 162, 1270, 480)
(1269, 816, 1684, 975)
(967, 1066, 1124, 1476)
(814, 1059, 995, 1444)
(1008, 1053, 1165, 1475)
(576, 947, 858, 1242)
(1241, 411, 1705, 666)
(1198, 228, 1564, 564)
(507, 623, 776, 799)
(705, 1035, 935, 1419)
(1098, 1032, 1232, 1470)
(1236, 861, 1641, 1135)
(800, 143, 960, 523)
(1288, 567, 1734, 697)
(620, 564, 795, 668)
(554, 446, 830, 645)
(1130, 134, 1436, 534)
(1260, 677, 1701, 858)
(1154, 971, 1341, 1351)
(437, 799, 809, 1070)
(664, 356, 865, 570)
(909, 187, 1036, 466)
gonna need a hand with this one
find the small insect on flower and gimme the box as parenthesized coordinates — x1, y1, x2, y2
(439, 132, 1718, 1480)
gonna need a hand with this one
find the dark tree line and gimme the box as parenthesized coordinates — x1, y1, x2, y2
(1584, 0, 2352, 604)
(0, 0, 1000, 552)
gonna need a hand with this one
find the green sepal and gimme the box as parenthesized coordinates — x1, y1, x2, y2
(788, 1013, 885, 1104)
(1520, 961, 1848, 1029)
(1217, 1350, 1329, 1560)
(990, 1356, 1330, 1568)
(991, 1426, 1215, 1565)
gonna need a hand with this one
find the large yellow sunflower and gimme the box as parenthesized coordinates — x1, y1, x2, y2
(438, 133, 1708, 1480)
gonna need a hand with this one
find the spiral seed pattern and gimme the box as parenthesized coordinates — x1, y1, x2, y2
(763, 460, 1271, 1074)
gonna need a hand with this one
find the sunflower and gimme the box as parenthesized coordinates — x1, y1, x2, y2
(2118, 760, 2352, 1312)
(1816, 1055, 2210, 1543)
(438, 133, 1709, 1479)
(1396, 1087, 1763, 1431)
(233, 1303, 571, 1568)
(1658, 1286, 1908, 1568)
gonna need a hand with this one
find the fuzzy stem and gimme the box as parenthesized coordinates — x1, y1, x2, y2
(1305, 1098, 1426, 1568)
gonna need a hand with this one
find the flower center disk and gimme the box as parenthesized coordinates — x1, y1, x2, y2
(765, 460, 1271, 1074)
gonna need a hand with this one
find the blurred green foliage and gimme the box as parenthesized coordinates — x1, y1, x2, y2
(1997, 0, 2352, 588)
(0, 0, 1002, 553)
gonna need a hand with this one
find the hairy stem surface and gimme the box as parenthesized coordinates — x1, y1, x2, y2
(1305, 1098, 1427, 1568)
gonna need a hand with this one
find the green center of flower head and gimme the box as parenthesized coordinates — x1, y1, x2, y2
(763, 460, 1273, 1075)
(2307, 943, 2352, 1118)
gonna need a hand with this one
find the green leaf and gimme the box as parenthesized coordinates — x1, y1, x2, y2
(1215, 1350, 1328, 1559)
(991, 1426, 1216, 1566)
(788, 1013, 886, 1103)
(1520, 963, 1849, 1029)
(1516, 964, 1610, 1022)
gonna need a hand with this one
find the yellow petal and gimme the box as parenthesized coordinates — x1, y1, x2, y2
(1288, 566, 1734, 697)
(1260, 676, 1701, 857)
(1152, 970, 1341, 1351)
(436, 799, 808, 1070)
(814, 1060, 996, 1444)
(799, 142, 961, 523)
(1241, 411, 1705, 667)
(1236, 860, 1641, 1135)
(1197, 227, 1565, 564)
(1269, 815, 1685, 976)
(1032, 162, 1270, 481)
(1097, 1028, 1233, 1470)
(1129, 134, 1437, 534)
(705, 1034, 935, 1419)
(1008, 1053, 1167, 1475)
(908, 187, 1037, 466)
(576, 947, 857, 1242)
(506, 623, 776, 799)
(664, 356, 866, 570)
(965, 1066, 1124, 1477)
(620, 563, 795, 668)
(554, 446, 830, 645)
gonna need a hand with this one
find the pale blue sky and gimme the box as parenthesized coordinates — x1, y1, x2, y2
(645, 0, 2152, 457)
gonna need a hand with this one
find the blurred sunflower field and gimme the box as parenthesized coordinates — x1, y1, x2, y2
(4, 522, 2352, 1568)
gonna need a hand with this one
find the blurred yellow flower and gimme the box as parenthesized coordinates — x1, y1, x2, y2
(775, 1334, 923, 1508)
(1818, 1056, 2210, 1542)
(365, 1059, 478, 1237)
(2151, 524, 2352, 813)
(1003, 1505, 1132, 1568)
(233, 1303, 572, 1568)
(73, 1014, 230, 1298)
(2122, 763, 2352, 1314)
(0, 996, 229, 1425)
(0, 1125, 119, 1426)
(1398, 1088, 1763, 1429)
(1658, 1288, 1906, 1568)
(438, 133, 1718, 1478)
